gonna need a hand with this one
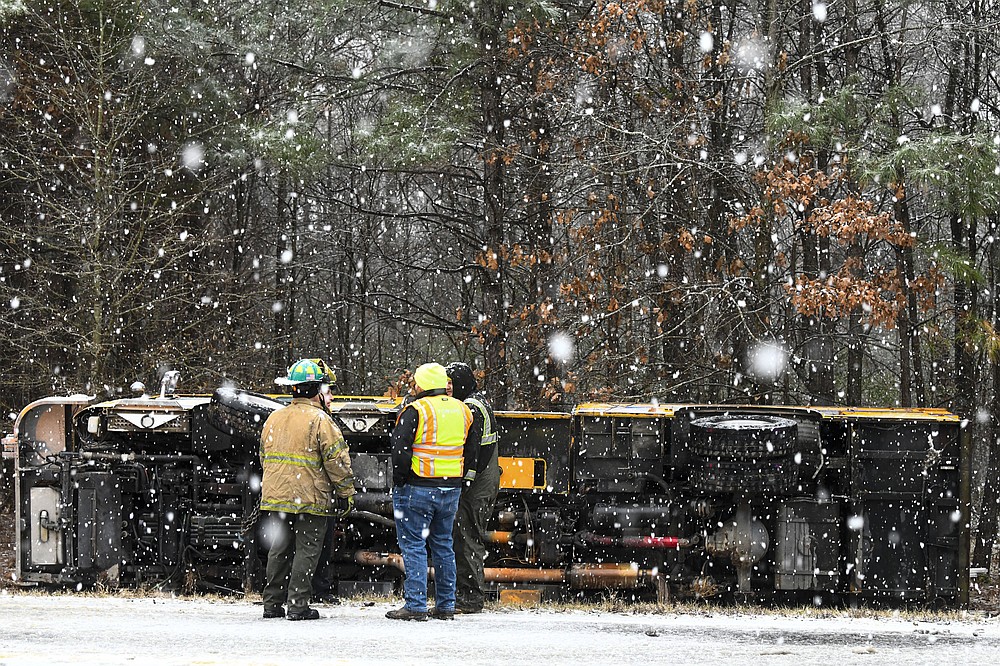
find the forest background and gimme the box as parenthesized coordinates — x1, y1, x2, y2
(2, 0, 1000, 563)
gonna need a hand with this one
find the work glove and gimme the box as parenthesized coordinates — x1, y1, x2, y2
(333, 494, 354, 518)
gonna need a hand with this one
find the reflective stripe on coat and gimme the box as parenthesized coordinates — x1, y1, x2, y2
(259, 398, 355, 515)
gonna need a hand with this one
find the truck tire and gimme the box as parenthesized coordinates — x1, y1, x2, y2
(207, 388, 283, 444)
(688, 414, 798, 459)
(688, 455, 800, 494)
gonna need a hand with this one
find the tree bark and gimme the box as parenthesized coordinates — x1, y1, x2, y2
(474, 0, 509, 408)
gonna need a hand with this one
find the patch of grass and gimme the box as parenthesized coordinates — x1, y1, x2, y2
(0, 584, 990, 624)
(483, 594, 981, 624)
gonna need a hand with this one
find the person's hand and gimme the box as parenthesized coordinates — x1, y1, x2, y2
(333, 495, 354, 518)
(463, 469, 477, 489)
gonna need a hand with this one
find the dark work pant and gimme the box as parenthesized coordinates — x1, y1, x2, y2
(312, 516, 338, 598)
(262, 511, 327, 611)
(453, 455, 500, 608)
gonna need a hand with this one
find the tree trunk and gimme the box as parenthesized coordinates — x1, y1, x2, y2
(523, 87, 557, 410)
(973, 224, 1000, 567)
(475, 0, 509, 408)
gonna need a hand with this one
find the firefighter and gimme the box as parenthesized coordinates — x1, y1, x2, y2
(445, 362, 500, 614)
(259, 359, 355, 621)
(386, 362, 474, 621)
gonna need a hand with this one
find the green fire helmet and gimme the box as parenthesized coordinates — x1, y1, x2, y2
(275, 358, 336, 385)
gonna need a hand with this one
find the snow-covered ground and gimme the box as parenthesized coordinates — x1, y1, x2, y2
(1, 592, 999, 665)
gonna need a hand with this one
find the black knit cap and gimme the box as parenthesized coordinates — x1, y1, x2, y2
(445, 362, 477, 401)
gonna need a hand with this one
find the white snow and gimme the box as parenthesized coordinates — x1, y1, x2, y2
(548, 332, 574, 364)
(0, 592, 998, 665)
(748, 341, 787, 381)
(181, 143, 205, 172)
(735, 38, 769, 73)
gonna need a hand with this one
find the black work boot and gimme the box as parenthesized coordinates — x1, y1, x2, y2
(454, 602, 483, 614)
(385, 606, 428, 621)
(262, 606, 285, 619)
(429, 607, 455, 620)
(287, 607, 320, 621)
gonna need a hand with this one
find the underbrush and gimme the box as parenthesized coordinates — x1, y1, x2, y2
(496, 596, 977, 623)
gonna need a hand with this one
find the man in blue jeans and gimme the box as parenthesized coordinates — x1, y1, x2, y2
(387, 362, 473, 621)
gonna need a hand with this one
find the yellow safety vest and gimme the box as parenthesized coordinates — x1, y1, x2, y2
(410, 395, 472, 478)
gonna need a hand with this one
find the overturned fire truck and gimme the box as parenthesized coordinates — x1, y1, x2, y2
(4, 373, 970, 605)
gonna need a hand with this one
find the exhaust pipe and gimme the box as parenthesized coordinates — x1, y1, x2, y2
(353, 551, 658, 589)
(485, 564, 657, 589)
(354, 550, 405, 572)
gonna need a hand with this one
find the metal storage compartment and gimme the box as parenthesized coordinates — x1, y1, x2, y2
(774, 499, 840, 591)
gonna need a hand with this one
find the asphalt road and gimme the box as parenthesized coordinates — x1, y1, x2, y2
(1, 593, 999, 665)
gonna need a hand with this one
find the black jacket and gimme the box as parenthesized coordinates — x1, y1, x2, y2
(463, 391, 498, 477)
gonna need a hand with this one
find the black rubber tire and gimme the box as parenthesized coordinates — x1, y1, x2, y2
(207, 388, 283, 443)
(688, 455, 800, 494)
(688, 414, 798, 459)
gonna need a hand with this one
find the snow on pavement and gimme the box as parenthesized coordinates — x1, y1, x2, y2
(1, 592, 999, 665)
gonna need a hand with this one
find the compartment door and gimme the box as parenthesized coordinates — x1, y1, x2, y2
(29, 486, 63, 566)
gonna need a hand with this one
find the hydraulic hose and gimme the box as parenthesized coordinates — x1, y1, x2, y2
(578, 533, 693, 549)
(350, 510, 395, 529)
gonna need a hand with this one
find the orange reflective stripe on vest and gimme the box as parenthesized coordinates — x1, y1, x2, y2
(411, 395, 472, 478)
